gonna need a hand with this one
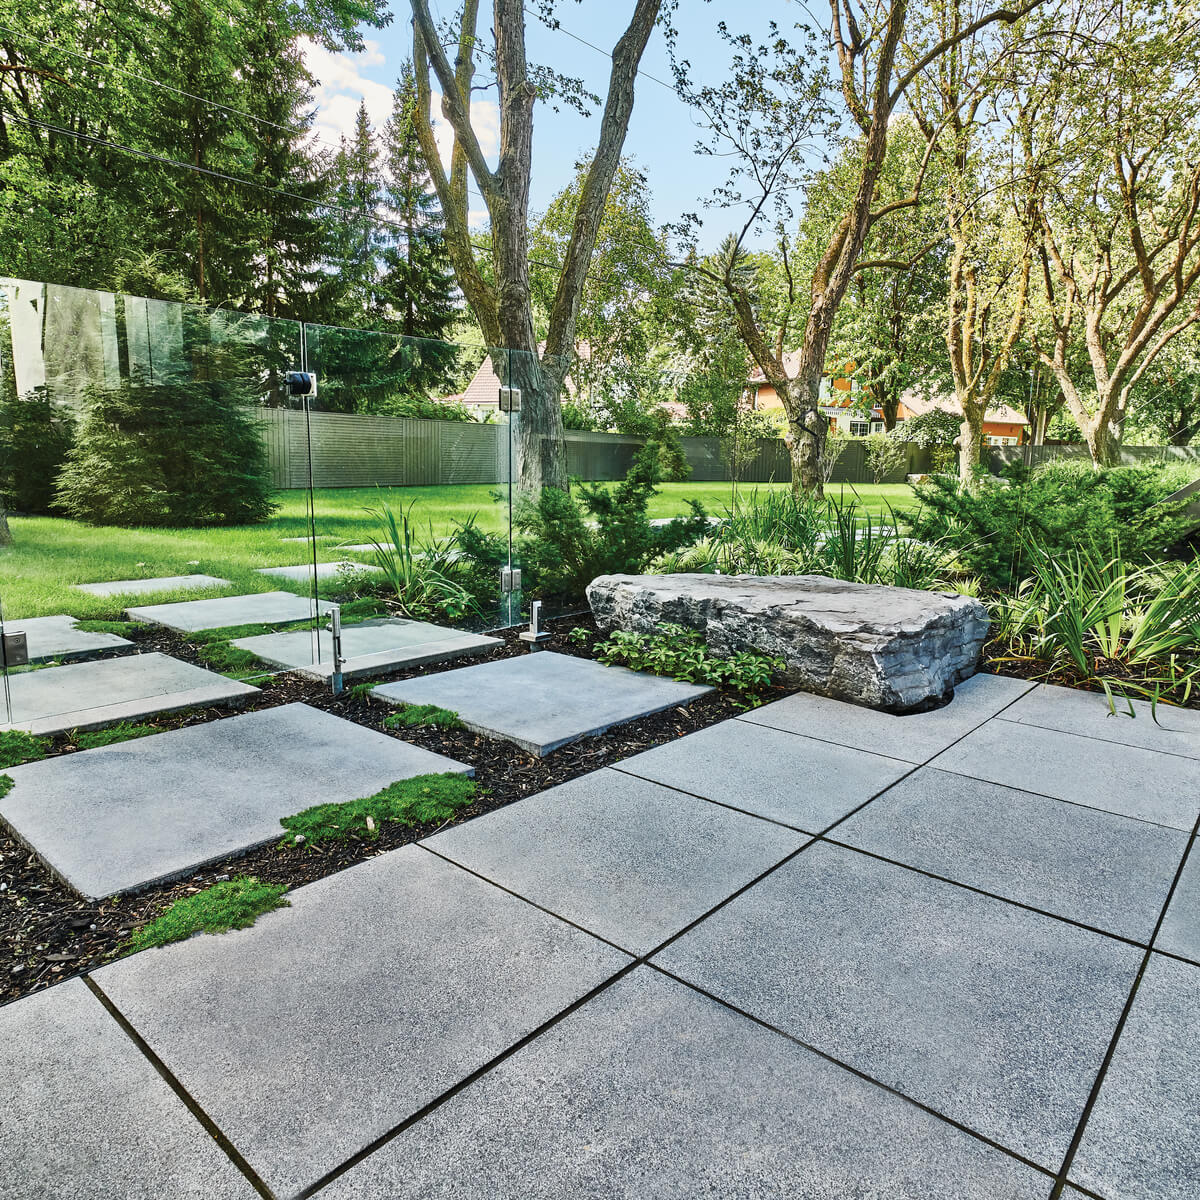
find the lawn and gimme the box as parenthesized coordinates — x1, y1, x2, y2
(0, 481, 916, 620)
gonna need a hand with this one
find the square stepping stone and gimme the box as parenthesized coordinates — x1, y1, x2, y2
(931, 720, 1200, 832)
(616, 719, 910, 832)
(741, 672, 1034, 764)
(835, 768, 1190, 942)
(5, 613, 132, 664)
(0, 703, 469, 897)
(0, 978, 255, 1200)
(126, 590, 334, 632)
(255, 560, 382, 582)
(373, 651, 712, 756)
(231, 617, 500, 682)
(337, 543, 376, 553)
(1157, 848, 1200, 964)
(1070, 954, 1200, 1200)
(318, 968, 1048, 1200)
(654, 842, 1141, 1169)
(0, 653, 258, 737)
(425, 768, 803, 954)
(1000, 681, 1200, 761)
(91, 846, 629, 1197)
(73, 573, 231, 597)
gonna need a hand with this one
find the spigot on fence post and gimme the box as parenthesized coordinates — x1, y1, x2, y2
(519, 600, 552, 652)
(328, 603, 345, 695)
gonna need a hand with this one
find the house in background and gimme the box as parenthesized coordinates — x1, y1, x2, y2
(897, 389, 1029, 446)
(747, 353, 885, 435)
(439, 347, 582, 420)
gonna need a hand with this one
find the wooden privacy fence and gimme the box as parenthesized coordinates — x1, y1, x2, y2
(259, 409, 932, 490)
(986, 443, 1200, 472)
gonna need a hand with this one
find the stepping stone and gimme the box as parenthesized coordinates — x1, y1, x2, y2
(373, 651, 712, 756)
(281, 535, 336, 543)
(1157, 848, 1200, 964)
(255, 560, 382, 582)
(73, 573, 231, 597)
(0, 703, 469, 897)
(91, 846, 628, 1197)
(0, 977, 256, 1200)
(931, 719, 1200, 832)
(835, 767, 1190, 942)
(232, 618, 500, 682)
(616, 718, 910, 832)
(654, 842, 1141, 1169)
(426, 768, 803, 954)
(741, 671, 1034, 764)
(4, 614, 132, 664)
(126, 590, 334, 632)
(337, 543, 376, 553)
(318, 968, 1048, 1200)
(1070, 954, 1200, 1199)
(0, 653, 257, 737)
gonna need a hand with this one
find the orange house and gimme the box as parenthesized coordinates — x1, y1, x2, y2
(747, 354, 885, 434)
(896, 389, 1028, 445)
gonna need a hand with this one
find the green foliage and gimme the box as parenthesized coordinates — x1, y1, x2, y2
(73, 722, 158, 750)
(640, 411, 692, 482)
(0, 773, 12, 799)
(55, 380, 276, 528)
(128, 877, 289, 953)
(74, 619, 140, 636)
(888, 407, 961, 449)
(561, 401, 604, 431)
(908, 462, 1195, 590)
(862, 432, 909, 484)
(0, 388, 75, 514)
(0, 729, 50, 769)
(365, 394, 475, 421)
(280, 773, 475, 847)
(596, 622, 781, 705)
(382, 704, 464, 730)
(567, 626, 593, 644)
(195, 639, 268, 678)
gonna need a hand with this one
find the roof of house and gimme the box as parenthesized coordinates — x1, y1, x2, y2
(441, 344, 579, 408)
(899, 388, 1029, 426)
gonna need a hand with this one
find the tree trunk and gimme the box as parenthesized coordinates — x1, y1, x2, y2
(957, 405, 985, 479)
(1083, 413, 1122, 467)
(497, 349, 568, 492)
(0, 500, 10, 545)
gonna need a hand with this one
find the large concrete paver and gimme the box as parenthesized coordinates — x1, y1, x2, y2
(73, 573, 231, 597)
(5, 613, 132, 663)
(740, 672, 1034, 764)
(0, 977, 255, 1200)
(931, 720, 1200, 831)
(256, 560, 381, 581)
(835, 768, 1190, 942)
(1156, 847, 1200, 964)
(316, 967, 1049, 1200)
(1070, 953, 1200, 1200)
(92, 846, 629, 1198)
(373, 651, 712, 756)
(616, 718, 910, 832)
(426, 768, 803, 954)
(0, 652, 258, 736)
(0, 703, 469, 897)
(654, 841, 1140, 1169)
(127, 589, 334, 631)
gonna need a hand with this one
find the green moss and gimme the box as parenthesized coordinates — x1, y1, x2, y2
(382, 704, 464, 731)
(73, 722, 158, 750)
(127, 877, 289, 953)
(195, 640, 267, 677)
(0, 774, 13, 799)
(0, 730, 50, 769)
(74, 619, 140, 636)
(280, 772, 475, 848)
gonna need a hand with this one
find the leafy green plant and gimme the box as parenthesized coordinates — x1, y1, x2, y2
(383, 704, 464, 730)
(863, 432, 909, 484)
(127, 877, 289, 952)
(0, 774, 13, 800)
(280, 773, 476, 847)
(0, 729, 50, 769)
(73, 722, 158, 750)
(567, 626, 592, 645)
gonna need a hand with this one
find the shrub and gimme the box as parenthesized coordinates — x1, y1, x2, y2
(128, 877, 289, 952)
(55, 379, 276, 527)
(641, 411, 692, 482)
(862, 432, 909, 484)
(0, 387, 75, 514)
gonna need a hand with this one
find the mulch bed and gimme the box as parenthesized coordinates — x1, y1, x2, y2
(1, 613, 783, 1007)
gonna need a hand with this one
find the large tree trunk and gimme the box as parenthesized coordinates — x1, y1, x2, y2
(0, 501, 10, 545)
(957, 406, 985, 478)
(501, 350, 568, 491)
(1082, 410, 1122, 467)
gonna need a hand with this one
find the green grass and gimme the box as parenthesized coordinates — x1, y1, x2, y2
(0, 774, 12, 799)
(72, 722, 158, 750)
(280, 772, 476, 848)
(74, 619, 141, 636)
(0, 482, 916, 620)
(0, 729, 50, 769)
(382, 703, 464, 730)
(127, 877, 290, 952)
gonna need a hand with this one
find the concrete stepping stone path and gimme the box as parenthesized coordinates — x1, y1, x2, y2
(255, 560, 382, 582)
(126, 589, 334, 632)
(232, 617, 500, 681)
(0, 703, 470, 897)
(0, 652, 257, 737)
(73, 573, 231, 597)
(372, 650, 712, 756)
(3, 613, 132, 664)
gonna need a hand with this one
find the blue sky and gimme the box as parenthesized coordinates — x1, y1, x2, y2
(303, 1, 804, 250)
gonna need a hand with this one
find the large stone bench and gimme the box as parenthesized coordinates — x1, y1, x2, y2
(587, 573, 989, 713)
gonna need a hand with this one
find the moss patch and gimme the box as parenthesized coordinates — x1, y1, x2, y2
(0, 730, 50, 770)
(127, 877, 289, 952)
(0, 774, 13, 799)
(74, 619, 141, 637)
(280, 772, 475, 848)
(382, 703, 464, 731)
(72, 722, 158, 751)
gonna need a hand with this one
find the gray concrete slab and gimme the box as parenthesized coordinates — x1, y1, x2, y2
(654, 841, 1141, 1169)
(0, 977, 255, 1200)
(425, 768, 803, 953)
(373, 651, 712, 756)
(740, 671, 1034, 764)
(232, 617, 500, 681)
(0, 652, 258, 737)
(835, 768, 1189, 942)
(0, 703, 469, 897)
(931, 719, 1200, 832)
(92, 846, 629, 1198)
(616, 718, 910, 832)
(74, 573, 231, 596)
(337, 543, 376, 552)
(1070, 953, 1200, 1200)
(5, 613, 132, 663)
(1156, 848, 1200, 964)
(317, 967, 1049, 1200)
(126, 589, 333, 631)
(1000, 682, 1200, 760)
(256, 560, 381, 581)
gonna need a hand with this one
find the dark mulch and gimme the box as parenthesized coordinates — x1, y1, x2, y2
(1, 613, 783, 1007)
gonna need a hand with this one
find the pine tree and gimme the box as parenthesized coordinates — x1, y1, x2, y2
(329, 101, 386, 322)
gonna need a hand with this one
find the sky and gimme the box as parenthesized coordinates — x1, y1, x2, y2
(302, 0, 805, 250)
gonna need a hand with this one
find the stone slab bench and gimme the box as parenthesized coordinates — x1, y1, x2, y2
(587, 573, 989, 713)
